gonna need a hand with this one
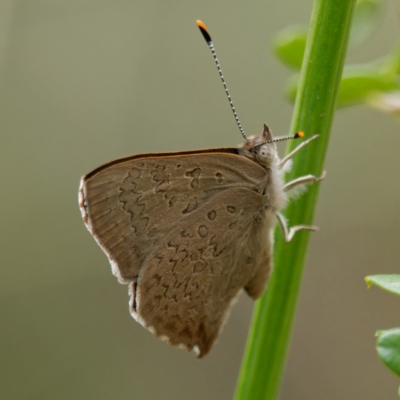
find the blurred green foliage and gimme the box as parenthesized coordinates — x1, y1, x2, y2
(273, 0, 400, 114)
(366, 275, 400, 396)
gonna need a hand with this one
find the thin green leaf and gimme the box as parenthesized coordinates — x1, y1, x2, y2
(376, 328, 400, 376)
(365, 274, 400, 296)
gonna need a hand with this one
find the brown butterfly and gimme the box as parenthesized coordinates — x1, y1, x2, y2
(78, 21, 325, 357)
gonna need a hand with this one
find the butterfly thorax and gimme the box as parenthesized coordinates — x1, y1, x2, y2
(263, 158, 288, 211)
(238, 125, 288, 212)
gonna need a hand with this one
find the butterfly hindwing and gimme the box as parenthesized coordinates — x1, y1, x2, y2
(129, 187, 272, 357)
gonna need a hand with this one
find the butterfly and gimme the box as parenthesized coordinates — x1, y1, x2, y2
(78, 21, 325, 357)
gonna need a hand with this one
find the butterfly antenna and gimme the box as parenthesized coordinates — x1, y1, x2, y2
(270, 131, 304, 143)
(253, 131, 304, 149)
(197, 20, 248, 141)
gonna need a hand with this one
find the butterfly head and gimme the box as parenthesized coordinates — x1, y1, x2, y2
(238, 124, 278, 167)
(238, 124, 305, 167)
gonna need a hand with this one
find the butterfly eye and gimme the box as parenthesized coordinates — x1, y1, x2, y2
(254, 144, 273, 164)
(258, 153, 268, 163)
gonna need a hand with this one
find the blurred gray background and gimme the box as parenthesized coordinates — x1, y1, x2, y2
(1, 1, 400, 399)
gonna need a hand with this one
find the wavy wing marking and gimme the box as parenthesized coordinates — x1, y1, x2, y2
(79, 151, 267, 283)
(130, 187, 272, 357)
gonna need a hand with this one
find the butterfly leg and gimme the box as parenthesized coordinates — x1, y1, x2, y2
(279, 134, 320, 169)
(284, 171, 326, 192)
(275, 212, 318, 243)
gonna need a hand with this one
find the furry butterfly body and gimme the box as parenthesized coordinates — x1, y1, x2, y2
(79, 124, 323, 357)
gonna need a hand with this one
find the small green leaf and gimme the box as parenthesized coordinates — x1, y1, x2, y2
(272, 26, 308, 70)
(337, 65, 398, 106)
(376, 328, 400, 377)
(284, 65, 398, 107)
(349, 0, 382, 48)
(365, 274, 400, 296)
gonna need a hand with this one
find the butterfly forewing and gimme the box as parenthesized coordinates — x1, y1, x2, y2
(79, 149, 272, 355)
(80, 150, 267, 279)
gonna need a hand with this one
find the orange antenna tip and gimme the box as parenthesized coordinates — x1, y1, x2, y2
(196, 20, 208, 31)
(295, 131, 305, 138)
(197, 20, 212, 44)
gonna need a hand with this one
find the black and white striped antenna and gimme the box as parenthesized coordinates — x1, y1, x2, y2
(197, 20, 306, 148)
(197, 20, 248, 141)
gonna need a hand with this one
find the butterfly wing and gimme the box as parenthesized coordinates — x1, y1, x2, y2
(130, 186, 273, 357)
(79, 149, 272, 355)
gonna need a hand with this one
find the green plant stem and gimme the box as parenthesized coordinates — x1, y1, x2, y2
(234, 1, 356, 399)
